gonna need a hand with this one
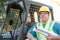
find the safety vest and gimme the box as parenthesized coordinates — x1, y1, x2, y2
(36, 20, 55, 40)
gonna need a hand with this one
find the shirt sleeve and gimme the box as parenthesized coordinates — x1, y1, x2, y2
(28, 24, 37, 38)
(53, 22, 60, 35)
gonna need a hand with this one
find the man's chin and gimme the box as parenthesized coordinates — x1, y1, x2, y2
(42, 19, 47, 21)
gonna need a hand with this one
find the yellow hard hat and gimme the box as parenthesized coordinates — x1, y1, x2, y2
(39, 6, 50, 13)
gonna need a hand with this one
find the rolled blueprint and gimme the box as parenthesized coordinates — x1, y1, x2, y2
(33, 27, 58, 37)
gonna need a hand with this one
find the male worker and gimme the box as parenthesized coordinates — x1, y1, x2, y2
(27, 6, 60, 40)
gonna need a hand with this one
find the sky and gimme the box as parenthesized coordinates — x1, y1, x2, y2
(32, 0, 60, 21)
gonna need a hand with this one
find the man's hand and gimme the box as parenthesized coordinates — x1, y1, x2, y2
(46, 34, 60, 40)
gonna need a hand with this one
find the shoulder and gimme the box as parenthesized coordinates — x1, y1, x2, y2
(53, 21, 60, 35)
(51, 20, 60, 26)
(54, 21, 60, 27)
(53, 21, 60, 30)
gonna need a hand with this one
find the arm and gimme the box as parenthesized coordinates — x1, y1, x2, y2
(26, 24, 37, 40)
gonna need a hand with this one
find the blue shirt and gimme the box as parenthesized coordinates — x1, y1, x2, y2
(28, 22, 60, 38)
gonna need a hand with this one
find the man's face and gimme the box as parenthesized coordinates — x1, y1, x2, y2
(39, 11, 49, 21)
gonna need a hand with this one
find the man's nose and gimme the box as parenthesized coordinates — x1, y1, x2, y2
(41, 13, 45, 16)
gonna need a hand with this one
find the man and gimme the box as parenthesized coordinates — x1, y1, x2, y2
(27, 6, 60, 40)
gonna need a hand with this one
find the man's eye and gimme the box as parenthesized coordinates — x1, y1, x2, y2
(44, 13, 47, 14)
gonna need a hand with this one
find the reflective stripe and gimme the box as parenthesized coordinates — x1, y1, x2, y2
(45, 19, 51, 30)
(50, 21, 55, 33)
(36, 20, 55, 40)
